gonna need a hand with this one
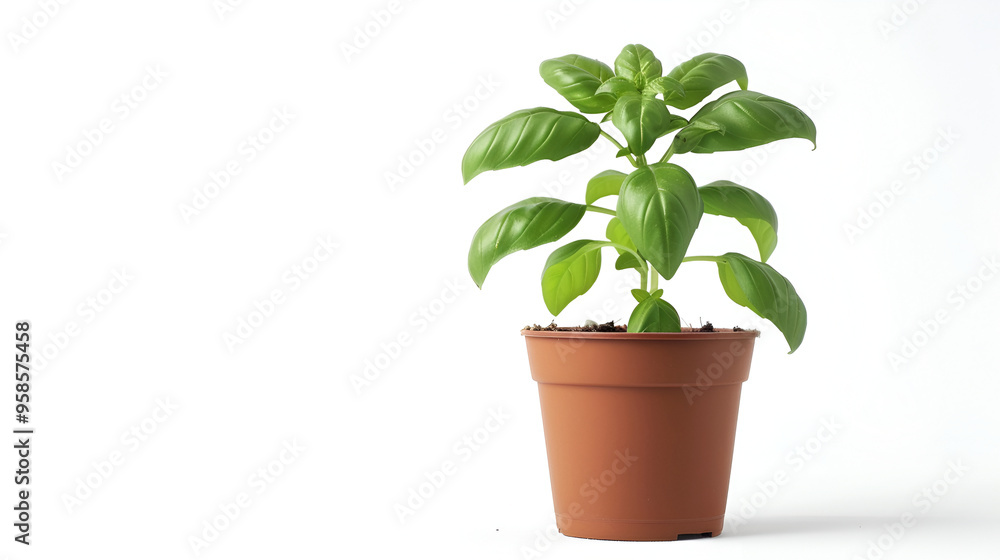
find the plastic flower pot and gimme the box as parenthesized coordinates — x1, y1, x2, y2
(522, 328, 758, 541)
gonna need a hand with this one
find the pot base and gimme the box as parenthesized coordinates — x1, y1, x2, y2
(556, 515, 723, 541)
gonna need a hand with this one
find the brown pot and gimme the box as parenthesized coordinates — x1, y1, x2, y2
(522, 328, 758, 541)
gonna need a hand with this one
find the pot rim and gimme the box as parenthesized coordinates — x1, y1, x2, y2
(521, 328, 760, 341)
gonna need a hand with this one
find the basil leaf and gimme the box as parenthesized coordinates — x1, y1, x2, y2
(469, 197, 586, 288)
(699, 181, 779, 261)
(462, 108, 601, 183)
(673, 91, 816, 154)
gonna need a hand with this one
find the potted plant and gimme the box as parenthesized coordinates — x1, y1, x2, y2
(462, 44, 814, 541)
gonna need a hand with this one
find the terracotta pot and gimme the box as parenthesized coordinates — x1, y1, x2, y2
(522, 328, 758, 541)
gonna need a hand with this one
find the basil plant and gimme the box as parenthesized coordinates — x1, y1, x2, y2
(462, 45, 814, 352)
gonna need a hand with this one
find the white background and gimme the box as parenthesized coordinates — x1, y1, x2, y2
(2, 0, 999, 558)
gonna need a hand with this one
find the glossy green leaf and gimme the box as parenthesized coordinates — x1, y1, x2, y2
(631, 289, 650, 302)
(612, 94, 671, 156)
(643, 76, 685, 100)
(606, 217, 643, 271)
(614, 44, 662, 88)
(469, 197, 586, 288)
(627, 297, 681, 333)
(600, 111, 613, 123)
(664, 53, 748, 109)
(673, 91, 816, 154)
(585, 170, 627, 205)
(462, 108, 601, 183)
(699, 181, 779, 261)
(596, 77, 640, 98)
(605, 217, 636, 252)
(650, 289, 663, 299)
(615, 252, 643, 271)
(539, 55, 616, 114)
(658, 114, 689, 138)
(541, 240, 607, 315)
(716, 253, 807, 352)
(617, 163, 703, 280)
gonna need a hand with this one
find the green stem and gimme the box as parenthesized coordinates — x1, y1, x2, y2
(658, 144, 675, 164)
(599, 131, 637, 167)
(650, 270, 659, 292)
(682, 255, 726, 263)
(585, 205, 616, 217)
(636, 153, 647, 167)
(607, 242, 649, 290)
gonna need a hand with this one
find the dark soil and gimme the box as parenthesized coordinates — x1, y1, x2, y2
(525, 321, 626, 332)
(524, 320, 754, 333)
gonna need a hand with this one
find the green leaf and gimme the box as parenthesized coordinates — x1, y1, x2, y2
(468, 197, 586, 288)
(658, 114, 689, 138)
(643, 76, 685, 100)
(699, 181, 779, 261)
(615, 147, 631, 158)
(600, 111, 613, 123)
(616, 163, 703, 280)
(596, 76, 640, 98)
(615, 252, 643, 270)
(585, 170, 627, 205)
(649, 289, 663, 299)
(605, 217, 636, 252)
(612, 94, 671, 156)
(716, 253, 807, 352)
(673, 91, 816, 154)
(541, 240, 607, 315)
(664, 53, 748, 110)
(614, 44, 662, 88)
(631, 289, 650, 302)
(606, 216, 642, 271)
(539, 55, 617, 114)
(627, 297, 681, 333)
(462, 108, 601, 183)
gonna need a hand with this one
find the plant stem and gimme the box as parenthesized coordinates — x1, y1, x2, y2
(682, 255, 725, 263)
(650, 270, 658, 292)
(659, 144, 675, 163)
(585, 205, 616, 216)
(639, 266, 648, 292)
(636, 153, 647, 167)
(599, 131, 637, 167)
